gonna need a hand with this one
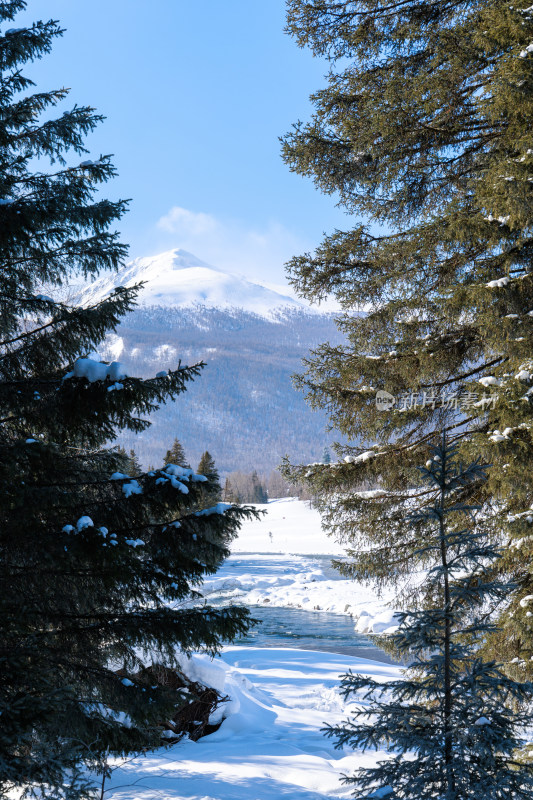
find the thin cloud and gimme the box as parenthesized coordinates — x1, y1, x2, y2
(157, 207, 220, 237)
(153, 205, 306, 284)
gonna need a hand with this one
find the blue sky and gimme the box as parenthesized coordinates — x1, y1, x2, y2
(19, 1, 350, 284)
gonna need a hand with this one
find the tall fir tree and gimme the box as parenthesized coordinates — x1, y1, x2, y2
(197, 450, 219, 482)
(282, 0, 533, 668)
(164, 437, 189, 468)
(128, 447, 142, 473)
(0, 5, 256, 798)
(325, 438, 533, 800)
(196, 451, 222, 508)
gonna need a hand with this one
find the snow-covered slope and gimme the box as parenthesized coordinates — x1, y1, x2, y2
(77, 248, 307, 318)
(103, 647, 398, 800)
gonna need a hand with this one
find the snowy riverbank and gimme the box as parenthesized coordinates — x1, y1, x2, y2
(104, 647, 400, 800)
(101, 499, 403, 800)
(203, 497, 399, 635)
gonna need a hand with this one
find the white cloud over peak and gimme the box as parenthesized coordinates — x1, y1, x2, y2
(154, 205, 305, 285)
(157, 206, 219, 237)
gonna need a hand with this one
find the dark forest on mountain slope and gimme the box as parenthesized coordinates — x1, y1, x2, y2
(100, 305, 346, 473)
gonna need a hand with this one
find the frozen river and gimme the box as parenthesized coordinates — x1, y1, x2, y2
(235, 604, 397, 663)
(201, 499, 399, 663)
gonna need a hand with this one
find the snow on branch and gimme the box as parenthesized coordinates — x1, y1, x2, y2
(194, 503, 232, 517)
(64, 357, 130, 383)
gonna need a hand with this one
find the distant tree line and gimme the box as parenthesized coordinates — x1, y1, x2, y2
(149, 437, 314, 505)
(223, 469, 312, 504)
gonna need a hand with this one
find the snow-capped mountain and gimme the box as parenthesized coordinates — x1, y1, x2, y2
(82, 248, 345, 474)
(77, 248, 307, 318)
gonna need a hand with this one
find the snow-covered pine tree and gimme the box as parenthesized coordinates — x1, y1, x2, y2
(0, 4, 255, 798)
(164, 437, 190, 468)
(325, 437, 533, 800)
(281, 0, 533, 669)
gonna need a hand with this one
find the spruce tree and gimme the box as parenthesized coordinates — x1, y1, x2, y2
(325, 438, 533, 799)
(282, 0, 533, 666)
(196, 451, 222, 508)
(128, 447, 142, 474)
(0, 5, 255, 798)
(164, 437, 189, 468)
(197, 450, 218, 482)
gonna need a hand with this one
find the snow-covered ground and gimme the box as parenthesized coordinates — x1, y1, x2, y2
(203, 498, 398, 635)
(102, 499, 400, 800)
(105, 648, 399, 800)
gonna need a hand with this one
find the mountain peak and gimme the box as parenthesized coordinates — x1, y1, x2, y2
(75, 248, 308, 318)
(154, 248, 217, 271)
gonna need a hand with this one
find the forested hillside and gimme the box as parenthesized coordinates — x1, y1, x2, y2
(97, 304, 345, 473)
